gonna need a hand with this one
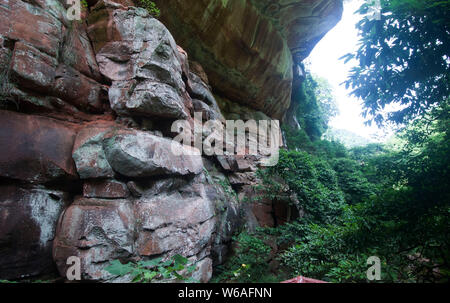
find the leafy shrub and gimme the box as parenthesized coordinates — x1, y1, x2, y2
(291, 72, 338, 141)
(260, 149, 346, 225)
(331, 158, 376, 205)
(105, 254, 197, 283)
(211, 232, 279, 283)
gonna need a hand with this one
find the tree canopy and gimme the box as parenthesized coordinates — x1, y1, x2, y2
(342, 0, 450, 126)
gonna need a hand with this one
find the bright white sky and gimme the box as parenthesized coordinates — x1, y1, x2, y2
(305, 0, 389, 141)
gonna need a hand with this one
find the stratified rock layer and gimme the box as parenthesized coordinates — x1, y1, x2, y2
(153, 0, 343, 119)
(0, 111, 78, 183)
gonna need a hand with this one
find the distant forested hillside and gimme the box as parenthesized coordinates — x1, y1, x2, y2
(323, 128, 372, 148)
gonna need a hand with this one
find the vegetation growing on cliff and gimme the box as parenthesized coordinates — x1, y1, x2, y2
(215, 91, 449, 283)
(137, 0, 160, 18)
(291, 72, 339, 141)
(213, 0, 449, 283)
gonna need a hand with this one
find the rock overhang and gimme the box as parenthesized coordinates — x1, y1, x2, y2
(153, 0, 343, 120)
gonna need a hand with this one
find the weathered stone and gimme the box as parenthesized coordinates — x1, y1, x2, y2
(187, 72, 216, 107)
(0, 110, 78, 183)
(53, 65, 108, 112)
(0, 35, 12, 63)
(135, 186, 216, 257)
(0, 185, 70, 280)
(53, 176, 219, 282)
(191, 258, 213, 283)
(61, 22, 103, 82)
(192, 99, 224, 122)
(72, 122, 115, 179)
(10, 41, 57, 94)
(2, 1, 109, 114)
(126, 181, 144, 198)
(251, 202, 275, 228)
(228, 172, 257, 186)
(189, 61, 209, 85)
(153, 0, 343, 119)
(53, 197, 135, 281)
(83, 179, 130, 199)
(5, 0, 64, 58)
(139, 177, 189, 198)
(103, 130, 203, 177)
(238, 184, 276, 228)
(202, 158, 242, 265)
(89, 3, 189, 119)
(176, 45, 190, 80)
(135, 192, 215, 235)
(216, 155, 255, 172)
(188, 73, 224, 122)
(109, 80, 189, 119)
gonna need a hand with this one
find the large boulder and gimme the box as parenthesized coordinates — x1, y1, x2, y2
(135, 191, 216, 257)
(103, 130, 203, 177)
(132, 176, 217, 282)
(72, 122, 116, 179)
(10, 41, 57, 94)
(53, 197, 135, 281)
(52, 64, 108, 112)
(0, 185, 70, 279)
(0, 111, 78, 183)
(88, 2, 190, 119)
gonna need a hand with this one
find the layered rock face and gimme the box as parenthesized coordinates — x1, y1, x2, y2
(153, 0, 343, 120)
(0, 0, 341, 281)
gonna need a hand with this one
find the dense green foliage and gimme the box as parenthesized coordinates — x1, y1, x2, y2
(263, 150, 347, 225)
(292, 72, 339, 140)
(211, 232, 280, 283)
(105, 255, 197, 283)
(136, 0, 161, 18)
(214, 0, 449, 282)
(342, 0, 450, 126)
(222, 102, 448, 282)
